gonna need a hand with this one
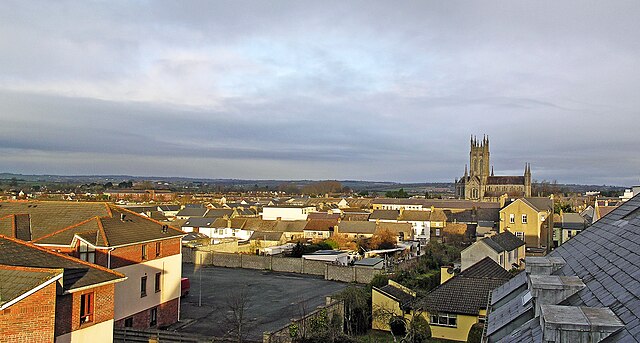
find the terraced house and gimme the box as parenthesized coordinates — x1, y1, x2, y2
(0, 201, 186, 331)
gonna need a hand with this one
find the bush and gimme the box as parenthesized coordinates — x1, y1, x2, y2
(389, 316, 406, 337)
(467, 323, 484, 343)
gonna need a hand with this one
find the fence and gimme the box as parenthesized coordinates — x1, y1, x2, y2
(262, 298, 344, 343)
(184, 248, 384, 284)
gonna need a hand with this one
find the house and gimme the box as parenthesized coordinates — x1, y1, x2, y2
(369, 209, 400, 222)
(431, 222, 475, 244)
(499, 197, 554, 254)
(180, 217, 216, 235)
(371, 199, 425, 211)
(175, 207, 208, 220)
(248, 231, 285, 254)
(484, 194, 640, 343)
(0, 201, 186, 330)
(302, 250, 350, 265)
(552, 212, 588, 247)
(422, 257, 512, 341)
(0, 235, 126, 342)
(372, 279, 417, 331)
(335, 221, 377, 239)
(398, 209, 447, 245)
(592, 198, 621, 223)
(210, 218, 253, 241)
(103, 189, 176, 202)
(461, 231, 525, 271)
(157, 204, 181, 218)
(303, 219, 338, 239)
(262, 205, 316, 220)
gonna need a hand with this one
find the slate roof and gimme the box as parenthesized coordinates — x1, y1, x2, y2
(0, 201, 185, 247)
(482, 231, 525, 253)
(183, 217, 216, 228)
(307, 212, 341, 220)
(423, 257, 511, 316)
(0, 265, 62, 309)
(370, 210, 400, 220)
(486, 176, 525, 185)
(0, 235, 125, 292)
(398, 210, 431, 221)
(376, 284, 415, 309)
(176, 208, 208, 217)
(337, 221, 376, 234)
(559, 212, 587, 230)
(496, 318, 542, 343)
(204, 208, 234, 218)
(249, 231, 284, 242)
(158, 204, 181, 211)
(548, 193, 640, 341)
(521, 197, 553, 212)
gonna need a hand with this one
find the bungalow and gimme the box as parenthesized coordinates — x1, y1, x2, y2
(372, 279, 417, 331)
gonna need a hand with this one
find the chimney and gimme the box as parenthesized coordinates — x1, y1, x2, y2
(525, 256, 566, 275)
(540, 305, 623, 343)
(529, 275, 585, 316)
(120, 213, 126, 221)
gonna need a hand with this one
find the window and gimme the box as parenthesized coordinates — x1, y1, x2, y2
(141, 276, 147, 297)
(509, 214, 515, 224)
(124, 317, 133, 327)
(522, 214, 528, 224)
(78, 242, 95, 263)
(430, 313, 457, 327)
(435, 229, 441, 237)
(515, 232, 524, 240)
(80, 292, 94, 324)
(499, 254, 504, 266)
(150, 307, 157, 327)
(155, 241, 161, 257)
(142, 244, 148, 260)
(155, 272, 161, 293)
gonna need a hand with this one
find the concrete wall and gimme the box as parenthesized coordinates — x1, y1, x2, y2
(263, 299, 344, 343)
(189, 250, 383, 283)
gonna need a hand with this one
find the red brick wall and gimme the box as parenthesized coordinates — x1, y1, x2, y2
(109, 238, 181, 269)
(54, 283, 115, 337)
(0, 281, 57, 342)
(113, 298, 179, 329)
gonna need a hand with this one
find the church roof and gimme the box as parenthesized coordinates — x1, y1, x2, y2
(486, 176, 525, 185)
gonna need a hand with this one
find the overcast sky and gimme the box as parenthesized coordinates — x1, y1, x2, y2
(1, 1, 639, 185)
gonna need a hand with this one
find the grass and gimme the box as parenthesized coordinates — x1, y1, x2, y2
(356, 331, 457, 343)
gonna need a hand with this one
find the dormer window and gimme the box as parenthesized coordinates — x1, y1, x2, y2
(78, 241, 95, 263)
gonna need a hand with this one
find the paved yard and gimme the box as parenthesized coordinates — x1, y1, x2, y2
(178, 264, 348, 341)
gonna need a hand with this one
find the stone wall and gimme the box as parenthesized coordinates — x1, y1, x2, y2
(188, 250, 383, 283)
(263, 298, 344, 343)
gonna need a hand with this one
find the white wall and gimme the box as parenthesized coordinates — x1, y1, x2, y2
(55, 319, 113, 343)
(262, 207, 312, 220)
(461, 241, 499, 270)
(113, 254, 182, 321)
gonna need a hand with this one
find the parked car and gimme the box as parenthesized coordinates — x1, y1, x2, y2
(181, 277, 190, 297)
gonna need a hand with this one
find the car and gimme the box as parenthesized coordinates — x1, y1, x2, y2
(181, 277, 190, 297)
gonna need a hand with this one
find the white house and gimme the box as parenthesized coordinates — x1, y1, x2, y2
(262, 205, 316, 220)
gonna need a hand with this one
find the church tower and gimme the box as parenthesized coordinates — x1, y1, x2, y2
(524, 163, 532, 197)
(469, 135, 490, 184)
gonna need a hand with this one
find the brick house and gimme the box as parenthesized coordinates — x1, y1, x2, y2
(0, 201, 186, 330)
(0, 235, 125, 342)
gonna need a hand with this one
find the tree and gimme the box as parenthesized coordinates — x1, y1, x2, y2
(385, 188, 410, 198)
(371, 228, 397, 250)
(225, 286, 252, 343)
(334, 286, 371, 336)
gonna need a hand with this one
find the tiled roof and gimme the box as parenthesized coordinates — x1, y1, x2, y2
(423, 257, 511, 316)
(549, 193, 640, 341)
(0, 265, 62, 309)
(183, 217, 216, 228)
(203, 209, 234, 218)
(399, 210, 431, 221)
(0, 235, 125, 292)
(521, 197, 553, 212)
(274, 220, 307, 232)
(307, 212, 340, 220)
(0, 202, 185, 247)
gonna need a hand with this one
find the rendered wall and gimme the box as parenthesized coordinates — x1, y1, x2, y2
(55, 319, 114, 343)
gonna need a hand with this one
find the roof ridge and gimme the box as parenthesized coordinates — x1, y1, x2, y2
(31, 216, 99, 243)
(0, 264, 63, 274)
(115, 205, 184, 234)
(96, 216, 110, 246)
(0, 234, 125, 278)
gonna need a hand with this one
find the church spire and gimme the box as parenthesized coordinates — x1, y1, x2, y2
(464, 164, 468, 177)
(491, 166, 494, 176)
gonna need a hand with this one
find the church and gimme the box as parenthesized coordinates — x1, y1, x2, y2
(455, 135, 531, 202)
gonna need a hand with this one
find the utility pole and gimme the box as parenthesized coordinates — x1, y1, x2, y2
(199, 253, 202, 307)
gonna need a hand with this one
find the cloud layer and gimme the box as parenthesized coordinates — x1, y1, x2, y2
(1, 1, 639, 184)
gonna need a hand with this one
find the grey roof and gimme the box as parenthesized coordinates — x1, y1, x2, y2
(0, 265, 62, 308)
(183, 217, 216, 228)
(482, 231, 525, 253)
(491, 271, 528, 306)
(204, 209, 234, 218)
(560, 212, 588, 230)
(369, 210, 400, 220)
(521, 197, 553, 212)
(176, 208, 208, 217)
(496, 318, 542, 343)
(548, 193, 640, 341)
(158, 204, 181, 211)
(376, 284, 415, 309)
(249, 231, 283, 241)
(0, 235, 125, 292)
(423, 257, 511, 315)
(354, 257, 384, 267)
(486, 289, 534, 337)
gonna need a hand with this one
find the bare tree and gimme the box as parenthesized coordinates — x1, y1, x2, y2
(225, 286, 252, 343)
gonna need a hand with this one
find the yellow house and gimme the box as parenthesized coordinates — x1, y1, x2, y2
(372, 280, 417, 331)
(499, 197, 553, 255)
(422, 257, 512, 341)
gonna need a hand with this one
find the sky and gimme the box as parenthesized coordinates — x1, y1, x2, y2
(0, 1, 639, 185)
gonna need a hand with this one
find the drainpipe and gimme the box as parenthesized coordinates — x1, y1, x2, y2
(107, 248, 115, 269)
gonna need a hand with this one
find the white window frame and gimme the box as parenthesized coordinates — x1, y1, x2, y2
(509, 214, 515, 224)
(430, 313, 457, 327)
(522, 214, 528, 224)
